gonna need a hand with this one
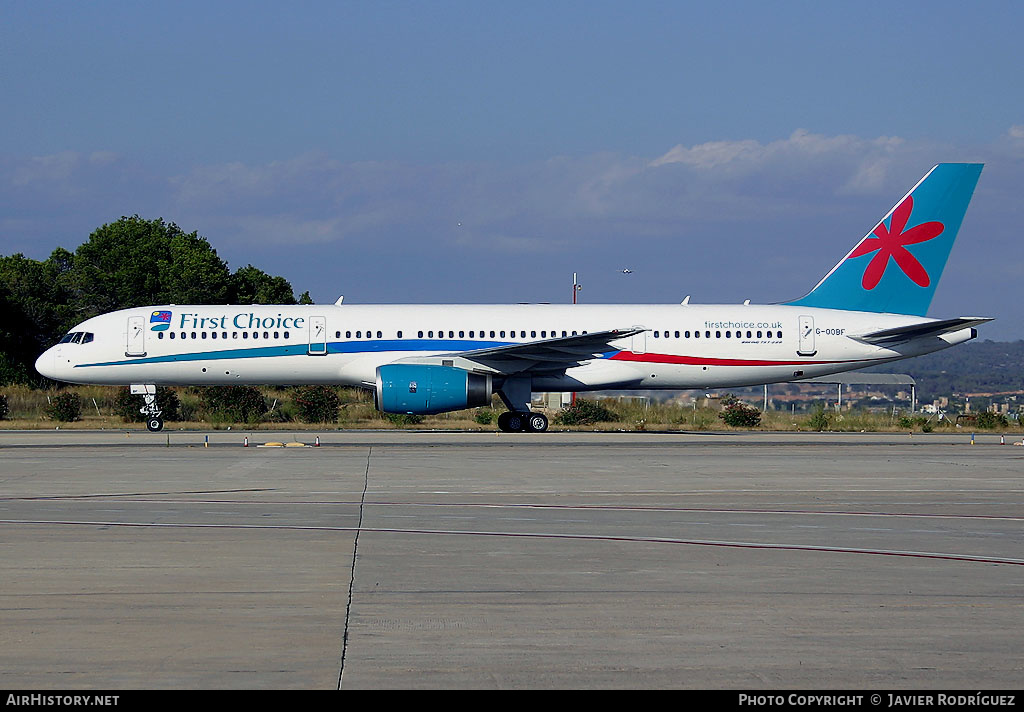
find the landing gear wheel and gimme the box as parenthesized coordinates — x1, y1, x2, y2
(147, 417, 164, 433)
(497, 411, 526, 432)
(526, 412, 549, 432)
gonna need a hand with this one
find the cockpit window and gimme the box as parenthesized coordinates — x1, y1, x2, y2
(57, 331, 95, 345)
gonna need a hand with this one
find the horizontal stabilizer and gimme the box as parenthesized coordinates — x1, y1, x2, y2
(851, 317, 992, 344)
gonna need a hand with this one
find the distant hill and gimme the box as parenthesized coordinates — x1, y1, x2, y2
(866, 340, 1024, 398)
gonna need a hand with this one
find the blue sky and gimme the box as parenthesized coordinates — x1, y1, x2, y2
(3, 1, 1024, 338)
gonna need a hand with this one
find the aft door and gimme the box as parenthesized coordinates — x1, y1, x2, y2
(308, 316, 327, 355)
(630, 326, 647, 354)
(126, 316, 146, 357)
(797, 315, 816, 356)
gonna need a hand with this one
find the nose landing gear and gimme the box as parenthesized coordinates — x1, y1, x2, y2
(137, 389, 164, 432)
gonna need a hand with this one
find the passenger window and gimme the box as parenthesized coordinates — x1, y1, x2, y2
(767, 331, 773, 338)
(725, 331, 731, 338)
(778, 330, 783, 338)
(500, 331, 505, 338)
(428, 331, 433, 338)
(211, 332, 217, 339)
(242, 332, 248, 339)
(377, 331, 382, 338)
(158, 332, 164, 339)
(694, 331, 700, 339)
(284, 331, 289, 339)
(397, 331, 403, 338)
(170, 332, 176, 340)
(459, 331, 465, 338)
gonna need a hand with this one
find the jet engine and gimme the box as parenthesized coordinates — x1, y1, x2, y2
(375, 364, 492, 415)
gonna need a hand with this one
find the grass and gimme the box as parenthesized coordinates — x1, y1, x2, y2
(0, 385, 1019, 433)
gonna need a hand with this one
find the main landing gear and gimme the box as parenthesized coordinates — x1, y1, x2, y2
(497, 411, 548, 433)
(495, 376, 549, 433)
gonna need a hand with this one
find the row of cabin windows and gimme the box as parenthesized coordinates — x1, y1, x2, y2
(652, 329, 782, 339)
(156, 328, 780, 342)
(158, 331, 291, 341)
(329, 329, 780, 340)
(334, 330, 588, 339)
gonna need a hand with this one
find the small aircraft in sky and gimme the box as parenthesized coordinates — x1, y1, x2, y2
(36, 164, 989, 433)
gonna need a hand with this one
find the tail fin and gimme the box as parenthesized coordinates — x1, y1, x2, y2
(786, 163, 983, 316)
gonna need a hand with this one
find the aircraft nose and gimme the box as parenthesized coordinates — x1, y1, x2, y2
(35, 349, 56, 380)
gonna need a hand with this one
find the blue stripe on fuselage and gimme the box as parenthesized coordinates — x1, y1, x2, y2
(76, 339, 515, 368)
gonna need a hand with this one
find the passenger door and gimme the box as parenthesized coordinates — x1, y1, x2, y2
(797, 315, 816, 356)
(126, 316, 146, 357)
(308, 316, 327, 355)
(630, 326, 647, 354)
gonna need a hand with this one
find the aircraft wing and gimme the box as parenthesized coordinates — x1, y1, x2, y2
(851, 317, 993, 345)
(398, 327, 645, 375)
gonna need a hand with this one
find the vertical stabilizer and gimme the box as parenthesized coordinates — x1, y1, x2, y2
(786, 163, 982, 316)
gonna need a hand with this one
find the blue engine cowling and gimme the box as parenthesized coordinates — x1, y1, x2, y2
(375, 364, 493, 415)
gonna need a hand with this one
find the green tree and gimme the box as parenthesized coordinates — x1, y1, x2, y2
(231, 265, 297, 305)
(0, 252, 75, 384)
(65, 215, 233, 314)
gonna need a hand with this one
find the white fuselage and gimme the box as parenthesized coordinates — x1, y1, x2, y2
(36, 303, 975, 392)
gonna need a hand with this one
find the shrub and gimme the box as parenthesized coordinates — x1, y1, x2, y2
(114, 387, 181, 422)
(807, 406, 830, 432)
(293, 386, 341, 423)
(719, 401, 762, 427)
(473, 409, 495, 425)
(976, 411, 1009, 429)
(196, 386, 267, 423)
(0, 394, 7, 420)
(554, 399, 619, 426)
(46, 392, 82, 422)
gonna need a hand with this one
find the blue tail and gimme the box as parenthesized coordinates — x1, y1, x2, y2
(786, 163, 983, 316)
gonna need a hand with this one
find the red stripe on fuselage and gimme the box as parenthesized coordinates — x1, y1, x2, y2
(608, 351, 864, 367)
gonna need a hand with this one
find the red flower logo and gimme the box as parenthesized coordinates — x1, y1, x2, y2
(848, 196, 944, 290)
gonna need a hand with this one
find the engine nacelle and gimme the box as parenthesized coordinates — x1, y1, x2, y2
(375, 364, 493, 415)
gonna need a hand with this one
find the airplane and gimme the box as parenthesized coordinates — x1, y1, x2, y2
(35, 163, 990, 433)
